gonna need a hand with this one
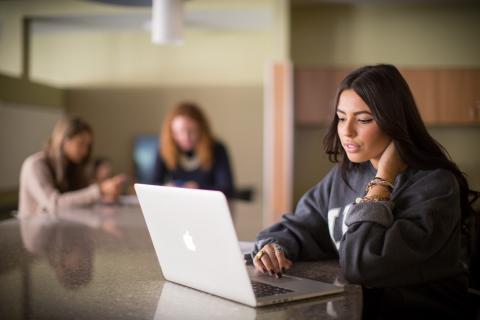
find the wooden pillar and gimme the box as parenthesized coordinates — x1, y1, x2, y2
(263, 62, 293, 226)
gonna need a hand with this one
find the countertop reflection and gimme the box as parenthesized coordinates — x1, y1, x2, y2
(0, 205, 361, 320)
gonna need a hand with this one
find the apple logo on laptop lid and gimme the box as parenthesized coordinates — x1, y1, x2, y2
(183, 230, 196, 251)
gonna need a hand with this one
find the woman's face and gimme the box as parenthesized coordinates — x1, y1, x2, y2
(336, 89, 390, 168)
(63, 131, 92, 164)
(171, 116, 200, 152)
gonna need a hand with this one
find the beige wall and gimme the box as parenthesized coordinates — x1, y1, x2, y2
(66, 86, 264, 240)
(0, 0, 288, 87)
(291, 3, 480, 201)
(0, 0, 137, 77)
(31, 29, 275, 87)
(0, 103, 63, 191)
(428, 127, 480, 191)
(0, 3, 22, 77)
(0, 74, 64, 108)
(0, 75, 64, 208)
(291, 3, 480, 67)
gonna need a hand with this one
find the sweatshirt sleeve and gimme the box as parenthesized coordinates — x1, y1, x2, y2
(253, 168, 338, 261)
(23, 156, 101, 214)
(339, 169, 465, 287)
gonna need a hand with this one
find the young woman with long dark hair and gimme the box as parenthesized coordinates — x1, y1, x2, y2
(250, 64, 477, 318)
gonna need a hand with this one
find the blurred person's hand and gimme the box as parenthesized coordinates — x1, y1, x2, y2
(183, 181, 199, 189)
(100, 174, 127, 202)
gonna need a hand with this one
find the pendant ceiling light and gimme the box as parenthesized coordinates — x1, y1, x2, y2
(151, 0, 184, 45)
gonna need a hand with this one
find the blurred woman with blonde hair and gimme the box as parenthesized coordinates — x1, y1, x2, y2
(152, 102, 234, 197)
(19, 116, 126, 217)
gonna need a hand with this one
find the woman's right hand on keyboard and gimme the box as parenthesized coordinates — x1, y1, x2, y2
(253, 243, 292, 278)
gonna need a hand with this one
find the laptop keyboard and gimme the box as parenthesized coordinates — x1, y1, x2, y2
(251, 280, 294, 298)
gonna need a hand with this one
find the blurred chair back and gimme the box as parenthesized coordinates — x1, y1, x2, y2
(231, 187, 255, 202)
(132, 134, 158, 184)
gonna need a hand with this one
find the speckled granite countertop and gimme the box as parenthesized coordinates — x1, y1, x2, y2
(0, 205, 362, 320)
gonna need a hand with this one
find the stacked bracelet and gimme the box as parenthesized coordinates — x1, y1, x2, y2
(355, 195, 391, 204)
(356, 177, 394, 204)
(365, 177, 394, 194)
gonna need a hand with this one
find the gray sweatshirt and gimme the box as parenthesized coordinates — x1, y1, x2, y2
(253, 161, 468, 289)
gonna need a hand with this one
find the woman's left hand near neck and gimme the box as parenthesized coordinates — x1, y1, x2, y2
(374, 141, 407, 184)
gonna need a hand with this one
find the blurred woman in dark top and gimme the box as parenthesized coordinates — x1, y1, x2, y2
(152, 102, 234, 198)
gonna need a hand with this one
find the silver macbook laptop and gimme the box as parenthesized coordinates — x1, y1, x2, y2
(134, 184, 344, 307)
(154, 281, 346, 319)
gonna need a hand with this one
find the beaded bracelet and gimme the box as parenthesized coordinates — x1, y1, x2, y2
(355, 195, 390, 204)
(374, 176, 394, 187)
(365, 177, 394, 194)
(356, 177, 394, 204)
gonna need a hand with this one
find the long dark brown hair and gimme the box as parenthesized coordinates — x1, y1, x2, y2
(323, 64, 477, 224)
(45, 116, 93, 192)
(160, 102, 214, 171)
